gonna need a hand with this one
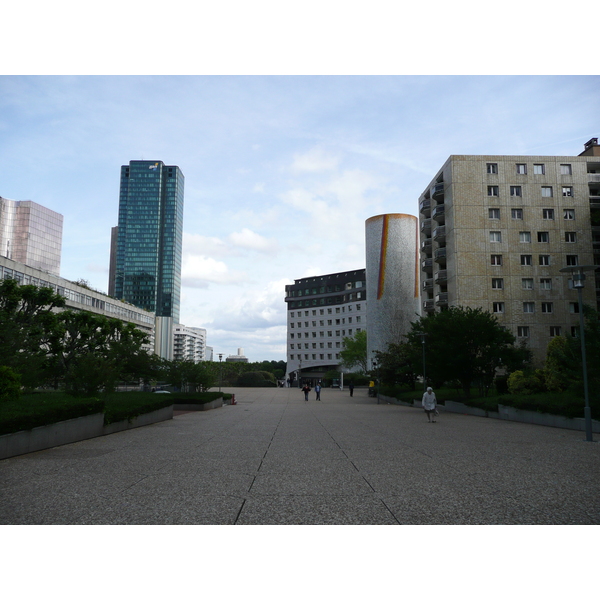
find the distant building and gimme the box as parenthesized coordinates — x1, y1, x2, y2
(225, 348, 249, 363)
(0, 197, 63, 276)
(284, 269, 367, 384)
(418, 138, 600, 366)
(110, 161, 184, 359)
(173, 325, 207, 362)
(1, 255, 155, 352)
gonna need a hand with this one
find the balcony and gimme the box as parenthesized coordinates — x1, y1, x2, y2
(434, 247, 447, 264)
(434, 269, 448, 283)
(590, 196, 600, 209)
(433, 225, 446, 242)
(422, 258, 433, 272)
(431, 183, 444, 199)
(422, 278, 433, 291)
(419, 198, 431, 216)
(423, 299, 435, 312)
(436, 292, 448, 306)
(420, 218, 432, 233)
(432, 204, 445, 223)
(421, 238, 432, 253)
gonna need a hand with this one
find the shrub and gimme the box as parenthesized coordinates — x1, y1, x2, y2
(0, 366, 21, 403)
(495, 375, 509, 394)
(237, 371, 276, 387)
(507, 370, 546, 395)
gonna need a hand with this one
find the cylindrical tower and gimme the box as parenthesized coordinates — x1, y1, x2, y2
(365, 214, 420, 366)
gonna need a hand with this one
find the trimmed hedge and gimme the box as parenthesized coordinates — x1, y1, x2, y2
(0, 393, 104, 436)
(102, 392, 176, 425)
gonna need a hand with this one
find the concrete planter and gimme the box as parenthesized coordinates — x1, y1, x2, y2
(445, 400, 499, 419)
(497, 404, 600, 433)
(103, 405, 174, 435)
(174, 397, 223, 412)
(0, 413, 104, 460)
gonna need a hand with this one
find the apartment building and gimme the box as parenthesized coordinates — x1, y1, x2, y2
(418, 138, 600, 366)
(173, 325, 206, 363)
(285, 269, 367, 383)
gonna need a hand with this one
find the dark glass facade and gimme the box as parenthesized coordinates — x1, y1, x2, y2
(114, 161, 184, 322)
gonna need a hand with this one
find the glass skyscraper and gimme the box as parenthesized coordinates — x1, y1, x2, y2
(112, 161, 184, 357)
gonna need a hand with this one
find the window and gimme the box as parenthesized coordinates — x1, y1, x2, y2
(520, 231, 531, 243)
(566, 255, 579, 266)
(549, 326, 561, 337)
(521, 255, 532, 266)
(560, 164, 572, 175)
(517, 326, 530, 338)
(564, 209, 575, 220)
(522, 278, 534, 290)
(523, 302, 535, 313)
(539, 255, 550, 266)
(541, 186, 553, 197)
(510, 186, 522, 197)
(537, 232, 549, 243)
(542, 208, 554, 220)
(534, 164, 545, 175)
(487, 163, 498, 174)
(490, 231, 502, 242)
(488, 185, 499, 196)
(516, 164, 527, 175)
(569, 302, 580, 314)
(492, 278, 504, 290)
(541, 302, 553, 314)
(565, 232, 577, 243)
(493, 302, 504, 313)
(512, 208, 523, 220)
(489, 208, 500, 219)
(562, 187, 573, 197)
(540, 278, 552, 290)
(491, 254, 503, 266)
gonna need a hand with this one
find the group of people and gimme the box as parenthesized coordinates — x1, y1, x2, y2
(299, 381, 439, 423)
(301, 382, 321, 401)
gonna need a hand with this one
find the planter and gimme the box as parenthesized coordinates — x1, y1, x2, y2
(445, 400, 499, 419)
(498, 404, 600, 433)
(0, 413, 104, 460)
(174, 397, 223, 412)
(103, 405, 174, 435)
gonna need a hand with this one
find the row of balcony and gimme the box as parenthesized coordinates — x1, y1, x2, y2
(422, 293, 448, 311)
(422, 270, 448, 289)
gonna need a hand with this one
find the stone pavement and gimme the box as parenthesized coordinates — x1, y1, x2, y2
(1, 386, 598, 524)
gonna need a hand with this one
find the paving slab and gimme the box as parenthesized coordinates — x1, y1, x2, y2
(1, 386, 598, 525)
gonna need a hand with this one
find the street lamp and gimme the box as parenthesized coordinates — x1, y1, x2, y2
(218, 353, 223, 393)
(416, 332, 428, 392)
(298, 356, 302, 388)
(560, 265, 598, 442)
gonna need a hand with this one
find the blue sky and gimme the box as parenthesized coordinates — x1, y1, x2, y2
(1, 75, 599, 361)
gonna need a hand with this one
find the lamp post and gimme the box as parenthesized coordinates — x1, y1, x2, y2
(560, 265, 597, 442)
(298, 357, 302, 388)
(416, 332, 428, 392)
(218, 353, 223, 393)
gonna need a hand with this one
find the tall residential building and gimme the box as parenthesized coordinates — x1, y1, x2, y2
(418, 139, 599, 366)
(110, 161, 184, 359)
(285, 269, 367, 384)
(0, 197, 63, 276)
(173, 325, 207, 363)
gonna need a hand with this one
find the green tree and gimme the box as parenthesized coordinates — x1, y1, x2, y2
(0, 366, 21, 403)
(339, 330, 368, 373)
(406, 306, 528, 398)
(164, 359, 216, 392)
(0, 278, 66, 389)
(374, 341, 420, 390)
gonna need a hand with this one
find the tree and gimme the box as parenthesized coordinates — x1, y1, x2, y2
(406, 306, 528, 398)
(0, 278, 66, 389)
(374, 341, 420, 390)
(339, 330, 368, 373)
(164, 360, 216, 392)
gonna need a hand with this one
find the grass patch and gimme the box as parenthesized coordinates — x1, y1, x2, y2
(0, 393, 104, 436)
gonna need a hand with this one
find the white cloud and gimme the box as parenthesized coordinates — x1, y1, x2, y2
(291, 147, 340, 173)
(181, 255, 248, 287)
(228, 228, 278, 253)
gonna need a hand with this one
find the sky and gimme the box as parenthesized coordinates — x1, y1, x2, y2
(1, 75, 599, 361)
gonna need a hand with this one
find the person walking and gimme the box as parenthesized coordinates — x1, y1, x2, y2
(315, 382, 321, 401)
(302, 383, 311, 401)
(422, 387, 438, 422)
(349, 382, 354, 397)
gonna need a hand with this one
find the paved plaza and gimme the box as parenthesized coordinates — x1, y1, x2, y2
(1, 386, 598, 524)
